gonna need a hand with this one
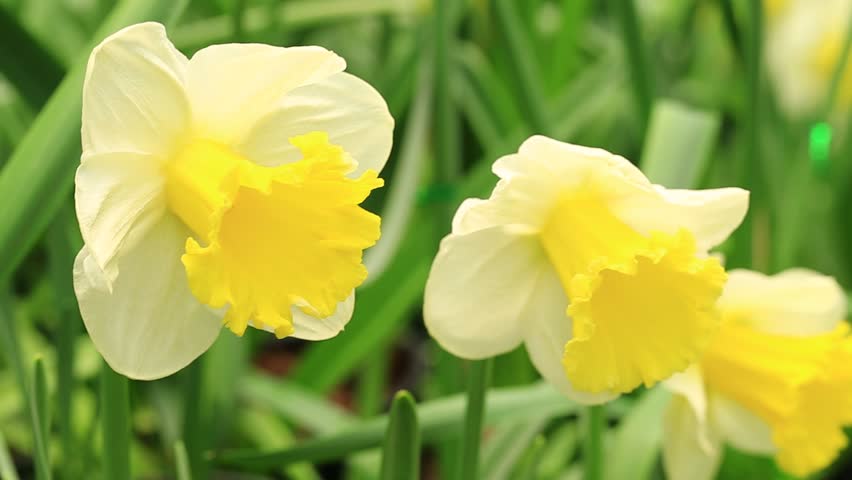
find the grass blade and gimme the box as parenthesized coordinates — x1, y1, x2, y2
(0, 0, 190, 286)
(379, 391, 420, 480)
(0, 429, 19, 480)
(100, 363, 130, 480)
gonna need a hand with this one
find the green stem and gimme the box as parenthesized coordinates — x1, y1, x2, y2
(0, 429, 19, 480)
(31, 359, 51, 480)
(459, 359, 492, 480)
(611, 0, 654, 136)
(584, 405, 605, 480)
(182, 360, 210, 480)
(100, 363, 131, 480)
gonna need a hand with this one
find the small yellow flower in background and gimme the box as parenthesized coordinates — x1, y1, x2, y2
(663, 269, 851, 479)
(765, 0, 852, 116)
(424, 135, 748, 403)
(73, 23, 393, 379)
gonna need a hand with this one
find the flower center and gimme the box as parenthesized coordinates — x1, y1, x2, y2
(702, 320, 852, 477)
(539, 193, 726, 394)
(165, 132, 383, 337)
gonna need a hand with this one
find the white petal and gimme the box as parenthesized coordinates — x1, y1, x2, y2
(513, 135, 650, 185)
(291, 293, 355, 341)
(709, 392, 776, 455)
(720, 269, 847, 336)
(186, 44, 345, 144)
(457, 136, 656, 235)
(522, 265, 616, 404)
(74, 215, 221, 380)
(424, 226, 545, 359)
(82, 22, 189, 157)
(612, 186, 749, 251)
(75, 151, 165, 286)
(663, 394, 723, 480)
(238, 72, 393, 177)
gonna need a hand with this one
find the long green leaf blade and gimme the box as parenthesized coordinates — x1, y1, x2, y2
(379, 391, 420, 480)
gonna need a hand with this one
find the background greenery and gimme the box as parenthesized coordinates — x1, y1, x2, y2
(0, 0, 850, 478)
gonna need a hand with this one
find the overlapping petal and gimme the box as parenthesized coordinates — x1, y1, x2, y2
(719, 269, 847, 336)
(186, 44, 345, 144)
(239, 72, 393, 176)
(74, 215, 221, 380)
(82, 22, 189, 157)
(424, 226, 545, 359)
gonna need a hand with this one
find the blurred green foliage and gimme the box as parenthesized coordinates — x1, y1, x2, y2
(0, 0, 851, 479)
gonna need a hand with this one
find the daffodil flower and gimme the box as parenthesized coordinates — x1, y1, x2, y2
(663, 269, 852, 479)
(766, 0, 852, 116)
(424, 136, 748, 403)
(73, 23, 393, 380)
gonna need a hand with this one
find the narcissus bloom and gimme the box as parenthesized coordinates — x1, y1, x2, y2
(73, 23, 393, 379)
(424, 136, 748, 403)
(663, 269, 852, 479)
(765, 0, 852, 115)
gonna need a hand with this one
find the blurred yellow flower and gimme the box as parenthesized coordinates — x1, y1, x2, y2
(766, 0, 852, 115)
(423, 136, 749, 403)
(73, 22, 393, 379)
(663, 269, 852, 479)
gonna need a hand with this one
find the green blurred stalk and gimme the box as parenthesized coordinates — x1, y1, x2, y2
(731, 0, 764, 270)
(611, 0, 654, 136)
(31, 359, 51, 480)
(100, 364, 130, 480)
(717, 0, 744, 61)
(174, 440, 192, 480)
(434, 0, 460, 228)
(516, 436, 546, 480)
(357, 349, 387, 418)
(459, 360, 492, 480)
(0, 430, 19, 480)
(584, 405, 605, 480)
(0, 0, 189, 286)
(182, 360, 210, 480)
(46, 208, 82, 475)
(494, 0, 550, 134)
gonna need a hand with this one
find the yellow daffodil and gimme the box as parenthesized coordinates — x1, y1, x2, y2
(73, 23, 393, 380)
(765, 0, 852, 115)
(423, 136, 749, 403)
(663, 269, 851, 479)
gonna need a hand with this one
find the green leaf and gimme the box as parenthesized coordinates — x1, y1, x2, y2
(640, 99, 720, 188)
(605, 388, 670, 480)
(0, 0, 190, 286)
(380, 391, 421, 480)
(215, 382, 577, 471)
(100, 363, 130, 480)
(0, 5, 64, 109)
(0, 429, 19, 480)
